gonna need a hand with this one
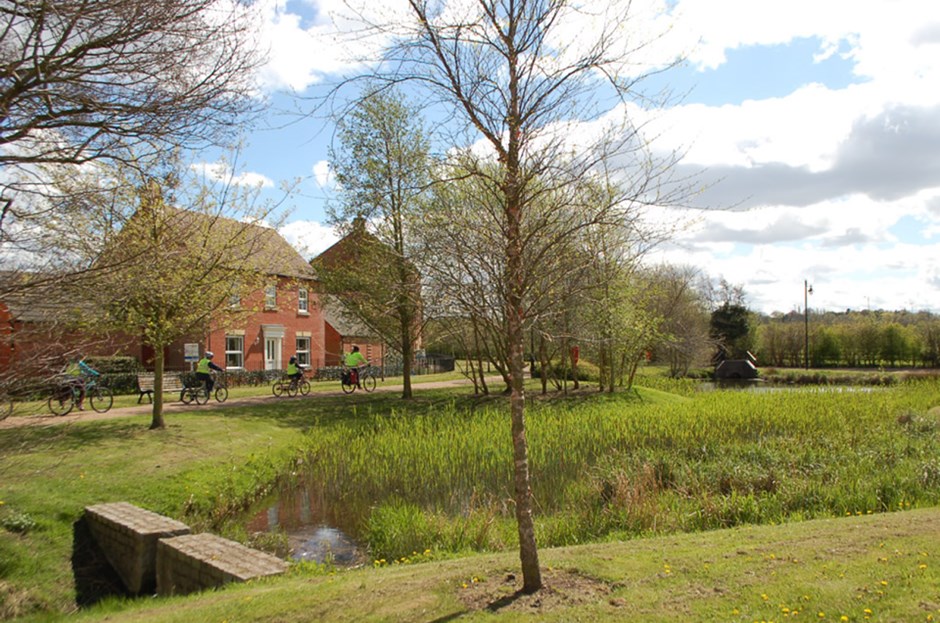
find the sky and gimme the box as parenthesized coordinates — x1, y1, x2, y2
(205, 0, 940, 316)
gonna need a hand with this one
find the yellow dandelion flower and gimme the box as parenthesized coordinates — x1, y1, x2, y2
(880, 580, 888, 586)
(841, 616, 848, 622)
(818, 612, 825, 618)
(864, 609, 872, 615)
(921, 564, 929, 570)
(762, 593, 769, 601)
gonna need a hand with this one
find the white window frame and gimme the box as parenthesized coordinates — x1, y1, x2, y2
(298, 287, 309, 314)
(225, 335, 244, 369)
(264, 284, 277, 310)
(296, 336, 311, 367)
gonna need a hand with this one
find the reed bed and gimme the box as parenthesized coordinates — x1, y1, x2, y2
(284, 380, 940, 560)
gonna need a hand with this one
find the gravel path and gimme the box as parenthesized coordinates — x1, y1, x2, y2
(0, 375, 503, 430)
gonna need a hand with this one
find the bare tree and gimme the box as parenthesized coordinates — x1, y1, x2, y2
(0, 0, 265, 289)
(338, 0, 690, 592)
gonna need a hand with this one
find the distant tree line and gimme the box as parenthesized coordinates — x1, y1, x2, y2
(754, 309, 940, 369)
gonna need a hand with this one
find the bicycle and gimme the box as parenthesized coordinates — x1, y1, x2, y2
(47, 375, 113, 416)
(212, 372, 228, 403)
(179, 382, 210, 405)
(272, 370, 310, 397)
(340, 365, 376, 394)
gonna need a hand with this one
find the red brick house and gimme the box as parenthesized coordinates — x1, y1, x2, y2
(134, 222, 327, 373)
(320, 295, 386, 367)
(0, 218, 327, 377)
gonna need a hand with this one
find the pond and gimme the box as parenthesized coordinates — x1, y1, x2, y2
(246, 486, 367, 566)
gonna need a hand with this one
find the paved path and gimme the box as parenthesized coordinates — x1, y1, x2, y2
(0, 375, 504, 430)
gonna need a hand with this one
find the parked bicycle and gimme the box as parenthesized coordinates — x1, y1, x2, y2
(47, 374, 113, 416)
(272, 370, 310, 397)
(340, 365, 376, 394)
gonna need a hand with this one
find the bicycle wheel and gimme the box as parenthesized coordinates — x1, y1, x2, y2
(48, 386, 74, 416)
(194, 387, 210, 405)
(299, 380, 311, 396)
(287, 382, 298, 397)
(361, 374, 376, 393)
(181, 388, 193, 404)
(272, 381, 284, 397)
(215, 386, 228, 402)
(89, 386, 113, 413)
(341, 378, 356, 394)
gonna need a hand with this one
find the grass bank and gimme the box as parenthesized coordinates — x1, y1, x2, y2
(70, 507, 940, 622)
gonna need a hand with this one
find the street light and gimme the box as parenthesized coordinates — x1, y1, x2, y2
(804, 280, 813, 370)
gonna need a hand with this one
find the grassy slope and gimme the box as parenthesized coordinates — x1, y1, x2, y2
(68, 508, 940, 622)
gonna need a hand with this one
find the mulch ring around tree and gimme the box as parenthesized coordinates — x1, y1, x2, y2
(457, 567, 614, 614)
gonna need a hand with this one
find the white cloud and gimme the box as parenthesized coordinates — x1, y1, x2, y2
(191, 162, 275, 188)
(278, 219, 338, 259)
(312, 159, 334, 188)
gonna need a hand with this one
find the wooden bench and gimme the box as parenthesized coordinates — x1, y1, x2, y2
(137, 372, 186, 403)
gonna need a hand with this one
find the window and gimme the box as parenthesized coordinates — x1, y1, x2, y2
(229, 280, 241, 309)
(225, 335, 244, 369)
(298, 287, 309, 313)
(295, 337, 310, 367)
(264, 284, 277, 310)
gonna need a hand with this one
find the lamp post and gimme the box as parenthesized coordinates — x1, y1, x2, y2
(804, 279, 813, 370)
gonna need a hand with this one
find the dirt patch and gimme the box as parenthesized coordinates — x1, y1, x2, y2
(457, 568, 612, 614)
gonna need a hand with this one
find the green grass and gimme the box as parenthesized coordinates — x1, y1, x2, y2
(64, 508, 940, 622)
(2, 377, 940, 621)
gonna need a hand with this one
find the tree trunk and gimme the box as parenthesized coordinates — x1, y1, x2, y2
(150, 347, 166, 430)
(400, 312, 414, 399)
(505, 160, 541, 593)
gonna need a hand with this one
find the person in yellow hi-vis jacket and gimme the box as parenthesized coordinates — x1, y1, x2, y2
(196, 351, 224, 393)
(343, 346, 368, 388)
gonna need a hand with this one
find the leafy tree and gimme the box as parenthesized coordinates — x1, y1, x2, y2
(320, 86, 430, 399)
(710, 303, 752, 361)
(81, 159, 285, 429)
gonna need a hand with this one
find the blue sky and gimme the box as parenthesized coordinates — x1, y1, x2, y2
(200, 0, 940, 315)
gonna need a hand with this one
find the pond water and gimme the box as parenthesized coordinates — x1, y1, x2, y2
(246, 488, 367, 566)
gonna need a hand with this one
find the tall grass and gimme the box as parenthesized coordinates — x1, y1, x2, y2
(281, 380, 940, 560)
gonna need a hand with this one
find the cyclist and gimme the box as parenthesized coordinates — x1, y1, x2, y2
(286, 356, 304, 387)
(196, 351, 224, 394)
(63, 357, 99, 411)
(343, 345, 369, 389)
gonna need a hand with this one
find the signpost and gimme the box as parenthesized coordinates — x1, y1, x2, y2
(184, 343, 200, 371)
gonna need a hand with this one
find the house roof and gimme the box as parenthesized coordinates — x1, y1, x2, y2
(320, 295, 376, 339)
(0, 272, 77, 323)
(166, 208, 316, 280)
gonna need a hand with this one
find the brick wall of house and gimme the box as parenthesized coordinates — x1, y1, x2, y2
(194, 276, 326, 373)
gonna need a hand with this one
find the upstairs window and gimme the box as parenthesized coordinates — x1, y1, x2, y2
(298, 287, 309, 313)
(264, 284, 277, 310)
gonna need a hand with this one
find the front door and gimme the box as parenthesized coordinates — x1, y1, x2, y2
(265, 337, 282, 371)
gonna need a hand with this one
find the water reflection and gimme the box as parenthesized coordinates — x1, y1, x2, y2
(288, 524, 364, 565)
(247, 486, 366, 566)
